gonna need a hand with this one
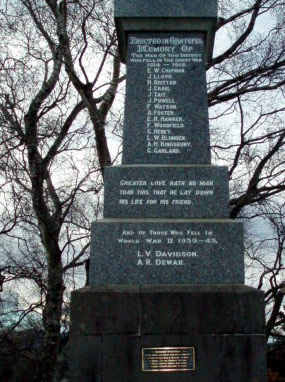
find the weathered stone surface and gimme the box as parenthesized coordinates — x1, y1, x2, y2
(70, 285, 265, 335)
(115, 0, 217, 18)
(90, 219, 244, 285)
(69, 287, 266, 381)
(122, 32, 211, 165)
(126, 335, 222, 382)
(104, 165, 229, 218)
(69, 334, 266, 382)
(69, 335, 102, 382)
(101, 336, 133, 382)
(139, 285, 265, 335)
(220, 336, 267, 382)
(71, 286, 139, 335)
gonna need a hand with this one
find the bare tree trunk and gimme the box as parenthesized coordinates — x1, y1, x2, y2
(22, 28, 65, 379)
(40, 248, 64, 382)
(49, 0, 121, 177)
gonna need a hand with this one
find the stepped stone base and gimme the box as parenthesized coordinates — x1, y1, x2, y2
(69, 285, 266, 382)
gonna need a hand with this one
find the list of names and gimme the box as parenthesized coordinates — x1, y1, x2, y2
(129, 35, 203, 155)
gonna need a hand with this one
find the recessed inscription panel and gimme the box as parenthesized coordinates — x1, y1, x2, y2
(89, 221, 244, 285)
(142, 347, 195, 372)
(104, 165, 229, 218)
(122, 32, 211, 165)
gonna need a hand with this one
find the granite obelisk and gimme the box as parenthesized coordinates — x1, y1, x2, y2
(69, 1, 267, 381)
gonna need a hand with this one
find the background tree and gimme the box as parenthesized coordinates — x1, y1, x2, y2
(0, 0, 120, 380)
(0, 0, 284, 380)
(207, 0, 285, 339)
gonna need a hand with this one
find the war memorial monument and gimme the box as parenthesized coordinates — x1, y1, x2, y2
(69, 1, 267, 380)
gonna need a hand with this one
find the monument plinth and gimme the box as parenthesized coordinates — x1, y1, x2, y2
(69, 1, 266, 381)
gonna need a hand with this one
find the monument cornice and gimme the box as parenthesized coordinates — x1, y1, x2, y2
(115, 0, 218, 63)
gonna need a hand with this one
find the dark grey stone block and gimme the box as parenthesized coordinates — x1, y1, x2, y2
(70, 285, 265, 336)
(71, 287, 139, 335)
(69, 335, 221, 382)
(115, 0, 218, 63)
(69, 334, 266, 382)
(101, 336, 133, 382)
(104, 165, 229, 218)
(69, 286, 266, 381)
(132, 335, 222, 382)
(122, 32, 211, 165)
(69, 335, 102, 382)
(139, 285, 265, 335)
(90, 219, 244, 285)
(220, 335, 267, 382)
(115, 0, 217, 18)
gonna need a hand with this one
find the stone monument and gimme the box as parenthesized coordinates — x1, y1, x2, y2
(69, 1, 267, 381)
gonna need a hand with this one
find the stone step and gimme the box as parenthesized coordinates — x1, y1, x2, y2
(90, 219, 244, 285)
(104, 165, 230, 218)
(70, 285, 266, 382)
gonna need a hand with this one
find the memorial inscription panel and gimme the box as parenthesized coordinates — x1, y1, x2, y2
(90, 221, 244, 285)
(104, 166, 229, 218)
(122, 32, 211, 165)
(142, 347, 195, 372)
